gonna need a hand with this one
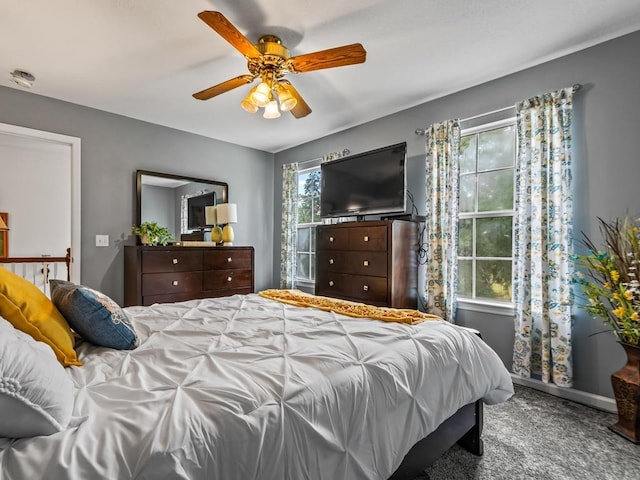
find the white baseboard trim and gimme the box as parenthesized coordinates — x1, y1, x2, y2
(511, 374, 617, 413)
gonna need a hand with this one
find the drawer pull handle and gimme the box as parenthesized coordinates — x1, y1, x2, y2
(329, 258, 334, 265)
(172, 280, 179, 286)
(363, 260, 369, 267)
(329, 280, 334, 287)
(363, 285, 369, 292)
(329, 236, 335, 243)
(227, 276, 232, 282)
(172, 258, 178, 264)
(363, 236, 369, 242)
(227, 257, 233, 263)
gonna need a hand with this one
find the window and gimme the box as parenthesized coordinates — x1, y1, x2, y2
(296, 166, 322, 285)
(457, 119, 516, 303)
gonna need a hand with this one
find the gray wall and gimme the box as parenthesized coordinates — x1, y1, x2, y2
(273, 29, 640, 398)
(141, 184, 176, 239)
(0, 87, 275, 305)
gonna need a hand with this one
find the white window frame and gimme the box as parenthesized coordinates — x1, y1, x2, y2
(295, 162, 322, 288)
(457, 117, 516, 316)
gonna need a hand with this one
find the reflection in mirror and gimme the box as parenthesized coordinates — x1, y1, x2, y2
(136, 170, 228, 242)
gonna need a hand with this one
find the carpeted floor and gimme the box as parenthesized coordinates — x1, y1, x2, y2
(420, 385, 640, 480)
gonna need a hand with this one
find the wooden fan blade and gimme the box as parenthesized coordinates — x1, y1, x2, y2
(288, 43, 366, 73)
(281, 80, 312, 118)
(198, 11, 261, 59)
(193, 75, 254, 101)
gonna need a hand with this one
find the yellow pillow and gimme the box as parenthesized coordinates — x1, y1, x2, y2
(0, 267, 81, 366)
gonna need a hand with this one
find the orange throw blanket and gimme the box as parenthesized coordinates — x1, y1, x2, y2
(258, 289, 442, 325)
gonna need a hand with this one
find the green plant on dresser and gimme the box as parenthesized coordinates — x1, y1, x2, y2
(132, 221, 173, 246)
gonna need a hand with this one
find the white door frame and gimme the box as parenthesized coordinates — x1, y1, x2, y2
(0, 122, 81, 282)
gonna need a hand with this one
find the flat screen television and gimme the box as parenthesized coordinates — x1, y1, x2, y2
(320, 142, 407, 218)
(187, 192, 216, 230)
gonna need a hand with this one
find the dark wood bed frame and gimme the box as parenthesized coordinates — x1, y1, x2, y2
(389, 400, 483, 479)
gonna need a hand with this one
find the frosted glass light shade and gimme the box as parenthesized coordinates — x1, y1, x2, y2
(277, 84, 297, 112)
(241, 98, 258, 113)
(263, 100, 280, 119)
(241, 87, 259, 113)
(251, 82, 270, 107)
(216, 203, 237, 225)
(205, 205, 217, 225)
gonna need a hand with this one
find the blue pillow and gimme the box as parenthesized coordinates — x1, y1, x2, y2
(50, 280, 138, 350)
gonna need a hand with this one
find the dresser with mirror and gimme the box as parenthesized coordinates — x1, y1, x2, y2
(124, 170, 254, 307)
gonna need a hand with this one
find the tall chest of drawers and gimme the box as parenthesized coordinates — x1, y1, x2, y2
(124, 245, 254, 307)
(315, 220, 418, 309)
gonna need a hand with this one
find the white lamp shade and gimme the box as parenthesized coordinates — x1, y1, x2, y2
(205, 205, 217, 225)
(216, 203, 237, 224)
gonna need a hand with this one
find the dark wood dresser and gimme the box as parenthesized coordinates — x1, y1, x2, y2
(315, 220, 418, 309)
(124, 245, 254, 307)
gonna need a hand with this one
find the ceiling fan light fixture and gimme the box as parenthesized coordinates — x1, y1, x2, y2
(251, 81, 271, 107)
(263, 100, 281, 119)
(276, 83, 297, 112)
(193, 11, 365, 120)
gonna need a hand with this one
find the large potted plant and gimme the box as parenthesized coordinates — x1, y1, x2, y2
(132, 221, 173, 246)
(574, 215, 640, 443)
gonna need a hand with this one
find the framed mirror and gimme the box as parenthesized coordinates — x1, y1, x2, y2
(136, 170, 228, 243)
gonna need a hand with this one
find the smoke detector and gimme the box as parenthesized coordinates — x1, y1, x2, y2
(9, 69, 35, 88)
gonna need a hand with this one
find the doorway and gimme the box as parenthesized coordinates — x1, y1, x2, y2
(0, 123, 81, 282)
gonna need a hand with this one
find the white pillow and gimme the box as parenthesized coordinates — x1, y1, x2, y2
(0, 316, 74, 438)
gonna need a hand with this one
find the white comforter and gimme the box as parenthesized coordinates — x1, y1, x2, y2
(0, 294, 513, 480)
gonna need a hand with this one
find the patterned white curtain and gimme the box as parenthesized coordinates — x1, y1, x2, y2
(512, 87, 575, 387)
(280, 163, 299, 288)
(424, 120, 461, 321)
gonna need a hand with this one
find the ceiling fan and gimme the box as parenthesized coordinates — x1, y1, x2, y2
(192, 11, 367, 119)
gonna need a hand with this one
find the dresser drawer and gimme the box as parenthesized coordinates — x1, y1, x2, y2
(203, 269, 253, 291)
(142, 271, 203, 296)
(347, 226, 387, 251)
(316, 272, 388, 305)
(317, 250, 387, 277)
(142, 250, 203, 273)
(317, 227, 349, 250)
(203, 249, 253, 270)
(317, 225, 388, 251)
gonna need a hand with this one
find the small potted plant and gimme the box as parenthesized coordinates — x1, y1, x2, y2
(132, 221, 173, 246)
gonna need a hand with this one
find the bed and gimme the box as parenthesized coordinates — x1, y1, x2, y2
(0, 278, 513, 480)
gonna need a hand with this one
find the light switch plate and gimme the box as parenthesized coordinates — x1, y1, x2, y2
(96, 234, 109, 247)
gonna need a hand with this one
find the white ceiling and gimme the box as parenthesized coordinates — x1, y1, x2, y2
(2, 0, 640, 153)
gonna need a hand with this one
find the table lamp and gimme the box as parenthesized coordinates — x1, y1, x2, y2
(215, 203, 237, 246)
(205, 205, 223, 245)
